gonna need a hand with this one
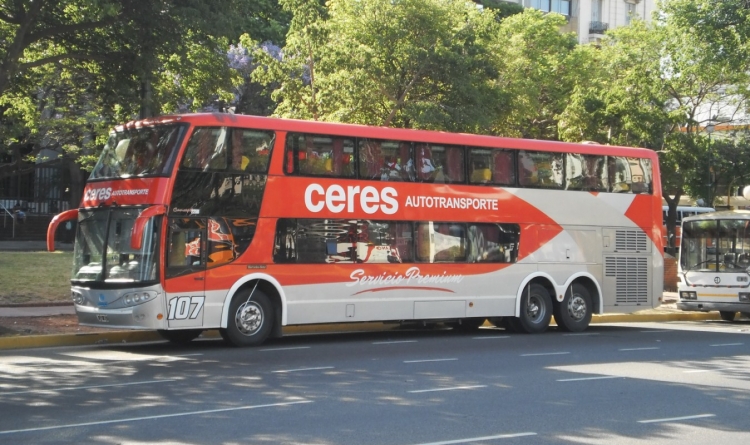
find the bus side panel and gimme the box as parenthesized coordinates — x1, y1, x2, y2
(279, 263, 536, 325)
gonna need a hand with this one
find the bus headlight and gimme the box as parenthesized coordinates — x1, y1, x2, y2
(739, 292, 750, 302)
(71, 291, 84, 305)
(119, 291, 157, 307)
(680, 291, 697, 300)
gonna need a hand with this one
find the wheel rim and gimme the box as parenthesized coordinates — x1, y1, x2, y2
(567, 294, 588, 321)
(526, 294, 546, 323)
(235, 301, 264, 336)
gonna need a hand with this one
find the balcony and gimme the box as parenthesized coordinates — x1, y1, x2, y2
(589, 21, 609, 35)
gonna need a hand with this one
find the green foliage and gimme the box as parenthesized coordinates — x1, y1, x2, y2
(253, 0, 503, 132)
(488, 9, 579, 139)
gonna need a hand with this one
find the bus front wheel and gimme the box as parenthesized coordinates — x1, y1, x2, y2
(554, 284, 593, 332)
(222, 288, 274, 347)
(513, 283, 552, 334)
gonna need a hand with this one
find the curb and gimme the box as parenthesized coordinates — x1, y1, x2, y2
(0, 313, 721, 351)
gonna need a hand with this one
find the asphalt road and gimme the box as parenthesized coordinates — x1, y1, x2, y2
(1, 320, 749, 445)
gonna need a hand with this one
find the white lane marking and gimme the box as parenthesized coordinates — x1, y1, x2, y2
(640, 330, 671, 333)
(409, 385, 487, 394)
(409, 432, 537, 445)
(684, 368, 737, 374)
(372, 340, 418, 345)
(472, 336, 510, 340)
(557, 376, 621, 382)
(404, 358, 458, 364)
(0, 380, 177, 396)
(638, 413, 715, 424)
(0, 400, 312, 435)
(521, 352, 570, 357)
(260, 346, 311, 352)
(174, 353, 203, 357)
(619, 347, 660, 351)
(272, 366, 334, 373)
(710, 343, 744, 347)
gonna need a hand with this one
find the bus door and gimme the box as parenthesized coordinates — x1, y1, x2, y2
(164, 218, 207, 328)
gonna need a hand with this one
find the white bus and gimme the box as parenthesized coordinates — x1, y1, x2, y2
(662, 205, 714, 250)
(677, 210, 750, 321)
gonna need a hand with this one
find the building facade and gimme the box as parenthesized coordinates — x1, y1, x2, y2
(502, 0, 657, 45)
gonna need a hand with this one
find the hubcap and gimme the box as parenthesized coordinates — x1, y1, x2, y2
(526, 295, 545, 323)
(567, 294, 587, 321)
(235, 301, 263, 336)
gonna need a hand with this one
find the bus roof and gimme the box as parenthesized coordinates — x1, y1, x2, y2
(681, 210, 750, 223)
(662, 205, 715, 212)
(117, 113, 659, 160)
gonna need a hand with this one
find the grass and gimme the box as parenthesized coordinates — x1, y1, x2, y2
(0, 251, 74, 305)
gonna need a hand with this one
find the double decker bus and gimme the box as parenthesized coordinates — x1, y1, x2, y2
(677, 210, 750, 321)
(47, 113, 664, 346)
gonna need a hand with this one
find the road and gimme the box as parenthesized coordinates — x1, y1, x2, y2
(0, 320, 749, 444)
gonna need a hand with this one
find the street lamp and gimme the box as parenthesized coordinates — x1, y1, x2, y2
(706, 123, 715, 208)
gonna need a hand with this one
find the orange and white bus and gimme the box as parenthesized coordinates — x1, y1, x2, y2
(48, 113, 664, 346)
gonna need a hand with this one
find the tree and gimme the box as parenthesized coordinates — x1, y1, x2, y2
(1, 0, 289, 209)
(487, 9, 582, 140)
(249, 0, 502, 132)
(558, 2, 750, 254)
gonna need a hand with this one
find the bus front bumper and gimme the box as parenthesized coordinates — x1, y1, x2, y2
(75, 298, 166, 330)
(677, 301, 750, 313)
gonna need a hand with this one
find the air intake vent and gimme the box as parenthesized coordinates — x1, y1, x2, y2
(605, 257, 649, 304)
(615, 230, 648, 252)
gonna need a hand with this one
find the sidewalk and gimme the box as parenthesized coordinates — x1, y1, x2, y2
(0, 240, 73, 251)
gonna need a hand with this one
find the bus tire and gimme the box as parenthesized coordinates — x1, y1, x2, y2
(719, 311, 736, 322)
(223, 288, 274, 347)
(515, 283, 552, 334)
(554, 284, 593, 332)
(157, 329, 202, 344)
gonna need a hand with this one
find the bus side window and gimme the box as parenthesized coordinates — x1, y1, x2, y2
(608, 156, 631, 192)
(166, 218, 205, 277)
(566, 154, 607, 191)
(416, 144, 435, 182)
(182, 128, 224, 171)
(444, 146, 465, 183)
(359, 139, 384, 179)
(469, 223, 520, 263)
(469, 149, 493, 184)
(230, 129, 275, 173)
(519, 151, 563, 188)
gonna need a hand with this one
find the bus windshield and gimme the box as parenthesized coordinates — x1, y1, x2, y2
(90, 124, 186, 179)
(73, 208, 160, 284)
(681, 219, 750, 272)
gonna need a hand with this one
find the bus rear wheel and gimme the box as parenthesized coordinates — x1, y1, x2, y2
(720, 311, 736, 322)
(513, 283, 552, 334)
(554, 284, 593, 332)
(157, 329, 202, 344)
(222, 288, 274, 347)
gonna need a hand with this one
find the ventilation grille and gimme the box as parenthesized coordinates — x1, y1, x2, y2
(605, 257, 649, 304)
(615, 230, 648, 252)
